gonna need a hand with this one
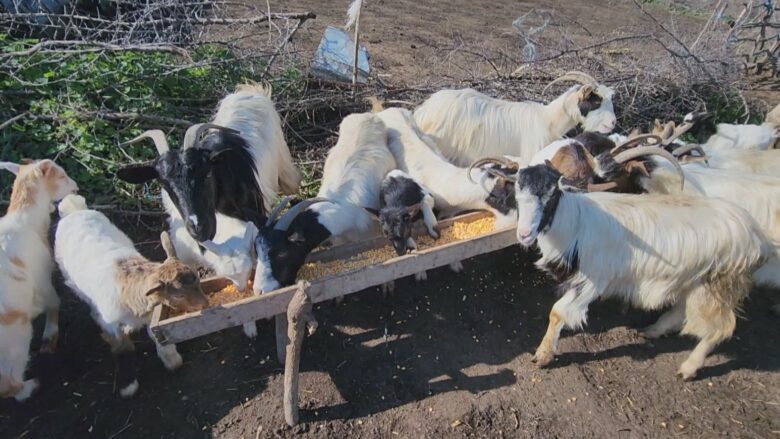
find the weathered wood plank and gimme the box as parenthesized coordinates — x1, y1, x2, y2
(150, 212, 516, 345)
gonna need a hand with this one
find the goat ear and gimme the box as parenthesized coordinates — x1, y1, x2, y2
(577, 84, 594, 100)
(145, 281, 165, 296)
(117, 162, 158, 184)
(544, 159, 554, 168)
(200, 276, 232, 294)
(0, 161, 20, 175)
(363, 207, 380, 218)
(37, 159, 55, 176)
(406, 203, 422, 217)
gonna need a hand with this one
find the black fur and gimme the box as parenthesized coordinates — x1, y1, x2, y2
(687, 113, 717, 143)
(516, 164, 564, 233)
(259, 209, 332, 289)
(575, 131, 616, 156)
(116, 130, 265, 242)
(379, 173, 426, 255)
(485, 172, 518, 214)
(594, 152, 656, 194)
(578, 91, 603, 117)
(541, 242, 579, 282)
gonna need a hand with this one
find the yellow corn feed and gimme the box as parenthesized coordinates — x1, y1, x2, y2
(298, 216, 496, 281)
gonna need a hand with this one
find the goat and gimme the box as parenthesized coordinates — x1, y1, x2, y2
(413, 71, 616, 166)
(253, 112, 395, 294)
(116, 84, 297, 337)
(0, 160, 77, 401)
(506, 163, 771, 379)
(55, 195, 210, 397)
(376, 169, 438, 256)
(375, 107, 518, 229)
(684, 111, 780, 151)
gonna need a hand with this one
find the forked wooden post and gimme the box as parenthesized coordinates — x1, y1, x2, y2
(283, 281, 317, 426)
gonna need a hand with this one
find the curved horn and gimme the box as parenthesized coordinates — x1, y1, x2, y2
(662, 121, 694, 146)
(587, 181, 618, 192)
(543, 70, 598, 94)
(122, 130, 170, 155)
(182, 123, 241, 149)
(610, 134, 663, 154)
(265, 195, 294, 227)
(274, 197, 331, 231)
(466, 157, 518, 183)
(160, 231, 177, 259)
(671, 143, 705, 158)
(614, 146, 684, 190)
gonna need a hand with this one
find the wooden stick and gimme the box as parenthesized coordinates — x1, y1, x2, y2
(283, 281, 317, 426)
(351, 1, 363, 97)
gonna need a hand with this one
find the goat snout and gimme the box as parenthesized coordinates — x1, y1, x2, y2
(186, 216, 215, 242)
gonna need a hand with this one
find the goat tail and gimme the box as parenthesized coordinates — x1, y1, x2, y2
(367, 96, 384, 113)
(345, 0, 363, 30)
(235, 81, 272, 99)
(57, 194, 87, 217)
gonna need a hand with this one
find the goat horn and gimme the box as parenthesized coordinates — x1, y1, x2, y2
(610, 134, 662, 154)
(265, 196, 294, 227)
(183, 123, 240, 149)
(274, 197, 331, 231)
(671, 143, 703, 157)
(614, 146, 685, 190)
(467, 157, 518, 184)
(543, 70, 598, 94)
(122, 130, 170, 155)
(587, 181, 618, 192)
(662, 121, 694, 146)
(160, 231, 177, 259)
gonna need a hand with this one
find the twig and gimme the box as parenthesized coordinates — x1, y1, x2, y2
(352, 1, 364, 98)
(0, 112, 29, 131)
(262, 15, 312, 78)
(0, 40, 191, 61)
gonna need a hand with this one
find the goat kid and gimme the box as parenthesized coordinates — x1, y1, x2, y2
(0, 160, 77, 401)
(507, 164, 770, 379)
(55, 195, 209, 397)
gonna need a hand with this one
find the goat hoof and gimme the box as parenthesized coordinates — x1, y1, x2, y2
(429, 228, 440, 240)
(414, 271, 428, 283)
(13, 379, 39, 402)
(639, 327, 664, 340)
(449, 261, 464, 273)
(119, 379, 139, 398)
(242, 322, 258, 339)
(531, 351, 554, 367)
(677, 362, 698, 381)
(161, 352, 183, 371)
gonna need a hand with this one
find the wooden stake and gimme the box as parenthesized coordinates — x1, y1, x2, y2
(351, 1, 362, 97)
(283, 281, 317, 426)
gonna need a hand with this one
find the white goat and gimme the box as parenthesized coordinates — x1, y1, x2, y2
(685, 112, 780, 152)
(413, 72, 616, 166)
(0, 160, 77, 401)
(55, 195, 209, 397)
(253, 112, 395, 295)
(375, 107, 519, 229)
(510, 164, 771, 379)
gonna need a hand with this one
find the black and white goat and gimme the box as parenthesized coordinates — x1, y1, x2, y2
(252, 112, 395, 294)
(506, 164, 772, 379)
(117, 84, 300, 336)
(376, 170, 438, 256)
(413, 71, 617, 166)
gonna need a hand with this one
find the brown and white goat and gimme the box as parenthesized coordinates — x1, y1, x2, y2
(55, 195, 210, 397)
(0, 160, 78, 401)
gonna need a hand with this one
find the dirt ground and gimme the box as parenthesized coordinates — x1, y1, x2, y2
(2, 1, 780, 438)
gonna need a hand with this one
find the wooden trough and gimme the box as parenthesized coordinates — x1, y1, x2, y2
(149, 211, 518, 426)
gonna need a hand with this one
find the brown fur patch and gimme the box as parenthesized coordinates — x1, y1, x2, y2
(9, 256, 25, 269)
(0, 309, 29, 325)
(7, 164, 36, 213)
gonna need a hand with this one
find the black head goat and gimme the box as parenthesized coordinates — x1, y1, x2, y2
(116, 124, 266, 241)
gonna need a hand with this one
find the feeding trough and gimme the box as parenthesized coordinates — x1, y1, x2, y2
(149, 211, 518, 425)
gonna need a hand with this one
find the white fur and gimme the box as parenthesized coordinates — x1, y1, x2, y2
(54, 196, 189, 391)
(376, 107, 518, 228)
(641, 160, 780, 289)
(702, 123, 780, 151)
(0, 160, 76, 401)
(164, 85, 296, 336)
(413, 85, 616, 166)
(523, 188, 771, 378)
(692, 147, 780, 176)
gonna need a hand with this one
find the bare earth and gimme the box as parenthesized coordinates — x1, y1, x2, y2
(2, 1, 779, 438)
